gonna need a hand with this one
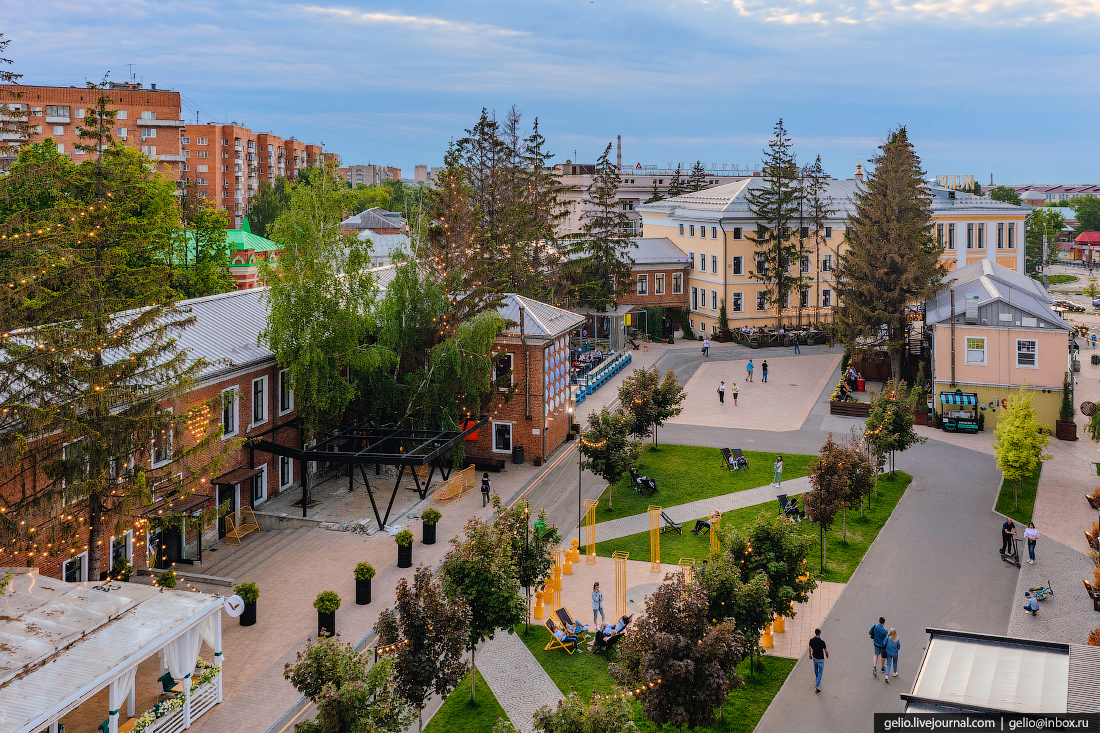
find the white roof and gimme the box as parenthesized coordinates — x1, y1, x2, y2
(498, 294, 586, 341)
(0, 571, 222, 732)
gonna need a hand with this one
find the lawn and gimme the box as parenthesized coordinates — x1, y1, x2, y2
(423, 668, 509, 733)
(515, 623, 794, 733)
(595, 471, 913, 583)
(1033, 274, 1078, 285)
(996, 463, 1042, 524)
(595, 445, 815, 522)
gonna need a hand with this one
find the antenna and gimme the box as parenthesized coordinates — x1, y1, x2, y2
(126, 64, 135, 85)
(617, 135, 621, 170)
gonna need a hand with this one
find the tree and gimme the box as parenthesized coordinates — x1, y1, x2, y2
(666, 165, 685, 198)
(993, 387, 1051, 512)
(374, 566, 470, 731)
(438, 516, 526, 703)
(517, 118, 570, 302)
(0, 34, 30, 168)
(644, 181, 664, 204)
(566, 143, 635, 311)
(697, 558, 773, 670)
(990, 186, 1022, 206)
(617, 367, 685, 446)
(833, 127, 945, 384)
(747, 119, 806, 329)
(579, 409, 643, 496)
(801, 155, 835, 323)
(611, 573, 745, 730)
(719, 511, 817, 620)
(532, 691, 639, 733)
(246, 176, 293, 238)
(1025, 208, 1065, 275)
(283, 636, 414, 733)
(687, 160, 708, 192)
(971, 181, 983, 196)
(1074, 196, 1100, 237)
(0, 87, 227, 579)
(803, 435, 851, 572)
(492, 498, 562, 633)
(172, 200, 233, 299)
(864, 381, 925, 474)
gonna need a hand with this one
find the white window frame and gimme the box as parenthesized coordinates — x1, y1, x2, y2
(1008, 223, 1015, 249)
(1016, 339, 1037, 369)
(699, 253, 705, 271)
(756, 292, 767, 311)
(977, 223, 985, 250)
(711, 290, 718, 311)
(279, 369, 294, 415)
(251, 464, 268, 505)
(732, 227, 743, 240)
(109, 530, 133, 568)
(494, 352, 514, 389)
(222, 387, 240, 439)
(997, 223, 1005, 249)
(655, 274, 665, 295)
(966, 223, 974, 250)
(63, 551, 88, 583)
(822, 254, 833, 272)
(948, 224, 956, 250)
(731, 292, 743, 312)
(280, 456, 294, 489)
(711, 255, 718, 273)
(689, 225, 695, 237)
(691, 287, 699, 311)
(711, 227, 718, 239)
(116, 110, 127, 120)
(965, 336, 987, 366)
(800, 289, 810, 308)
(732, 256, 743, 276)
(679, 224, 684, 235)
(252, 376, 268, 427)
(824, 226, 833, 238)
(688, 252, 694, 270)
(151, 409, 173, 468)
(491, 421, 513, 454)
(140, 127, 156, 139)
(672, 273, 682, 294)
(637, 274, 648, 295)
(822, 289, 832, 307)
(800, 256, 810, 274)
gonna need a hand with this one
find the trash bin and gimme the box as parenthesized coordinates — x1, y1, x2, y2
(1092, 353, 1100, 366)
(857, 378, 866, 392)
(512, 446, 524, 465)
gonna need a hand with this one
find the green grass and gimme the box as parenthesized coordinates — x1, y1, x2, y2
(996, 463, 1042, 524)
(515, 623, 794, 732)
(423, 668, 509, 733)
(595, 471, 913, 583)
(595, 445, 815, 522)
(1033, 274, 1078, 285)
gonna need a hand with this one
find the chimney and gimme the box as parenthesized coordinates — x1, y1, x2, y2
(854, 162, 863, 182)
(617, 136, 621, 170)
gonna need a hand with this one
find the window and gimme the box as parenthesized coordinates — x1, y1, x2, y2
(222, 387, 239, 437)
(756, 292, 767, 311)
(966, 223, 974, 249)
(116, 110, 127, 120)
(965, 337, 986, 365)
(825, 226, 833, 238)
(141, 145, 156, 156)
(279, 370, 294, 414)
(822, 254, 833, 272)
(689, 225, 695, 237)
(711, 290, 718, 310)
(731, 292, 743, 312)
(822, 289, 832, 307)
(196, 178, 207, 186)
(140, 127, 156, 139)
(116, 127, 127, 140)
(690, 319, 695, 329)
(637, 275, 648, 295)
(997, 223, 1005, 249)
(492, 422, 513, 453)
(152, 411, 172, 467)
(800, 256, 810, 274)
(937, 223, 944, 247)
(699, 253, 705, 271)
(1008, 223, 1015, 249)
(56, 143, 64, 154)
(75, 108, 85, 118)
(110, 530, 132, 568)
(800, 226, 810, 238)
(756, 256, 767, 274)
(222, 139, 228, 145)
(655, 274, 665, 295)
(181, 136, 189, 144)
(679, 224, 684, 236)
(491, 351, 515, 389)
(44, 105, 70, 117)
(197, 150, 208, 158)
(688, 252, 694, 270)
(251, 467, 266, 505)
(711, 227, 717, 239)
(712, 324, 718, 334)
(52, 125, 64, 135)
(691, 287, 699, 311)
(280, 456, 294, 489)
(252, 377, 267, 425)
(948, 223, 956, 250)
(63, 552, 87, 583)
(141, 111, 156, 120)
(732, 256, 743, 275)
(977, 223, 985, 249)
(672, 274, 682, 294)
(1016, 339, 1037, 368)
(197, 137, 207, 145)
(711, 255, 718, 273)
(197, 165, 208, 172)
(800, 290, 809, 308)
(61, 441, 83, 490)
(733, 227, 743, 239)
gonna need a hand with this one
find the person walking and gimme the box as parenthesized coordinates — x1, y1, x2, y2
(870, 617, 888, 677)
(761, 360, 769, 383)
(746, 360, 754, 382)
(1024, 522, 1040, 564)
(481, 472, 491, 507)
(731, 382, 739, 406)
(883, 629, 900, 682)
(718, 381, 725, 404)
(809, 628, 828, 692)
(794, 337, 801, 355)
(592, 582, 606, 626)
(773, 455, 783, 487)
(702, 336, 710, 357)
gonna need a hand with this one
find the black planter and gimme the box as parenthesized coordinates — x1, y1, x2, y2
(397, 543, 413, 568)
(423, 522, 437, 545)
(355, 578, 372, 605)
(241, 600, 257, 626)
(318, 610, 335, 638)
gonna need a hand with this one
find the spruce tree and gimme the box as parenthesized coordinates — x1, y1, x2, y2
(833, 127, 945, 383)
(687, 160, 708, 192)
(801, 155, 835, 323)
(746, 119, 806, 329)
(519, 118, 569, 302)
(644, 180, 663, 203)
(666, 164, 685, 198)
(0, 35, 30, 168)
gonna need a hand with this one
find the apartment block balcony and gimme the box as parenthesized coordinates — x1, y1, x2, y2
(133, 119, 186, 128)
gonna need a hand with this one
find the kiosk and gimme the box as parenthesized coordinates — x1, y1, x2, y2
(940, 389, 980, 432)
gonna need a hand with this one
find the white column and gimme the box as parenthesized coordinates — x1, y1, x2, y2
(1016, 222, 1024, 273)
(986, 223, 996, 262)
(183, 674, 192, 728)
(214, 614, 224, 704)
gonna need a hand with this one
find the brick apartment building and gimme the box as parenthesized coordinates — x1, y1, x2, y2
(618, 237, 691, 311)
(0, 82, 186, 178)
(181, 124, 325, 228)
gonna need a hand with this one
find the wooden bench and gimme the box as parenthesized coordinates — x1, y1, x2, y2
(225, 506, 259, 545)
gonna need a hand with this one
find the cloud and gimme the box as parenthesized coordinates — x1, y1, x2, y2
(710, 0, 1100, 25)
(299, 5, 529, 36)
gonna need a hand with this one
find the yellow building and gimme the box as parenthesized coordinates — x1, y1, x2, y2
(636, 171, 1029, 334)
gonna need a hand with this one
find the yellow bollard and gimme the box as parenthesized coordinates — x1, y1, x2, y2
(773, 614, 785, 634)
(761, 623, 774, 649)
(649, 505, 662, 573)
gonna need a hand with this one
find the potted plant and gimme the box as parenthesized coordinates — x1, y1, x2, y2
(421, 509, 441, 546)
(155, 568, 177, 589)
(314, 591, 341, 637)
(235, 581, 260, 626)
(1057, 373, 1078, 441)
(354, 562, 375, 605)
(1087, 522, 1100, 552)
(1088, 488, 1100, 511)
(110, 558, 134, 582)
(395, 529, 414, 568)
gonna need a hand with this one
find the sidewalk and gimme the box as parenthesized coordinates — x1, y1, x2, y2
(475, 633, 563, 733)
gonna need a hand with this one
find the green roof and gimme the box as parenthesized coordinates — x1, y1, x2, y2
(225, 228, 280, 253)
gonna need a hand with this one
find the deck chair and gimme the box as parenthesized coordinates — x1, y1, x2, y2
(544, 618, 576, 654)
(730, 449, 748, 470)
(555, 607, 589, 637)
(660, 510, 682, 535)
(777, 494, 803, 522)
(592, 629, 624, 655)
(720, 448, 733, 470)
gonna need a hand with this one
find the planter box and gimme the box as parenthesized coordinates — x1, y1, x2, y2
(240, 601, 256, 627)
(830, 401, 871, 418)
(318, 610, 336, 638)
(146, 676, 219, 732)
(1056, 420, 1078, 441)
(913, 407, 928, 426)
(397, 543, 412, 568)
(355, 578, 372, 605)
(423, 522, 437, 545)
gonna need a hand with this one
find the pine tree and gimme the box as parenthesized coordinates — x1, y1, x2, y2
(833, 127, 945, 383)
(519, 118, 569, 302)
(746, 119, 806, 329)
(644, 180, 663, 203)
(687, 160, 708, 192)
(993, 387, 1051, 511)
(801, 155, 835, 323)
(666, 164, 685, 198)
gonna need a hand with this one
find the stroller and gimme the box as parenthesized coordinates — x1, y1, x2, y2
(629, 467, 657, 496)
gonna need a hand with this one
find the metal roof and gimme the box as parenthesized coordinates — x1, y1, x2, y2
(925, 259, 1070, 330)
(0, 570, 222, 733)
(341, 208, 406, 231)
(357, 231, 411, 257)
(498, 294, 586, 340)
(172, 288, 274, 378)
(630, 237, 691, 265)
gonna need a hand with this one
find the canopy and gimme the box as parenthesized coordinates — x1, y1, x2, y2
(940, 392, 978, 405)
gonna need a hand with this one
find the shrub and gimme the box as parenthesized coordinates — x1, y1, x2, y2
(155, 568, 177, 589)
(394, 529, 414, 547)
(421, 508, 442, 526)
(235, 581, 260, 603)
(353, 562, 375, 581)
(314, 590, 341, 614)
(1061, 373, 1075, 423)
(110, 558, 134, 582)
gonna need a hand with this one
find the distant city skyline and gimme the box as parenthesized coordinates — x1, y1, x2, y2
(3, 0, 1098, 181)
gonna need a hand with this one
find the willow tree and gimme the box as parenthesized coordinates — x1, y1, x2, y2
(833, 127, 945, 384)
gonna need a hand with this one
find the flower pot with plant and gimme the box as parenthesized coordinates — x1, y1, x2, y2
(354, 562, 375, 605)
(1087, 488, 1100, 511)
(395, 529, 414, 568)
(1057, 373, 1078, 441)
(421, 509, 441, 545)
(1088, 522, 1100, 552)
(235, 582, 260, 626)
(314, 591, 340, 637)
(155, 568, 177, 589)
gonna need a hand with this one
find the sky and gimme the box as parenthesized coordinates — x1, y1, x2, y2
(3, 0, 1098, 182)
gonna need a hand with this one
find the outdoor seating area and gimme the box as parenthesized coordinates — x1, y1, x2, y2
(225, 505, 260, 545)
(572, 350, 632, 400)
(721, 448, 748, 471)
(733, 327, 829, 348)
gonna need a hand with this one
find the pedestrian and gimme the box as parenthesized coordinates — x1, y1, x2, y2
(1092, 334, 1097, 349)
(702, 336, 710, 357)
(1022, 591, 1039, 615)
(870, 617, 888, 677)
(718, 381, 725, 404)
(592, 582, 605, 626)
(1024, 521, 1040, 564)
(809, 628, 828, 692)
(746, 360, 754, 382)
(773, 455, 783, 487)
(794, 337, 801, 355)
(481, 472, 491, 507)
(1001, 518, 1017, 557)
(761, 360, 769, 383)
(731, 382, 739, 406)
(883, 629, 900, 682)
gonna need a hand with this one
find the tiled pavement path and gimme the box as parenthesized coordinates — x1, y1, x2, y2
(474, 633, 564, 733)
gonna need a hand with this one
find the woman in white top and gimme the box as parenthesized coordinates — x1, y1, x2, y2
(592, 582, 605, 625)
(1024, 522, 1040, 564)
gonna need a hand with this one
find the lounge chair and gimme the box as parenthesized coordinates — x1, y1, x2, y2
(544, 618, 577, 654)
(555, 607, 589, 637)
(777, 494, 803, 522)
(592, 629, 625, 655)
(660, 511, 682, 535)
(629, 467, 657, 496)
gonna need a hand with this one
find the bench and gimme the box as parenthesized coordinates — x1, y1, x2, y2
(225, 506, 260, 545)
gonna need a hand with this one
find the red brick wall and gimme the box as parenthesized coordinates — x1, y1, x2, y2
(620, 266, 689, 310)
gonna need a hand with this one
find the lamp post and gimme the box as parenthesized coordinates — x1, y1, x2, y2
(578, 437, 583, 544)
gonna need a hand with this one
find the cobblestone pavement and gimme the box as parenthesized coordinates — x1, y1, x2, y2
(1008, 535, 1098, 645)
(475, 632, 564, 733)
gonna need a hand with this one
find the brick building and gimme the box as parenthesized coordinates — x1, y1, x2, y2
(181, 124, 325, 228)
(338, 164, 401, 186)
(0, 82, 186, 178)
(618, 237, 691, 310)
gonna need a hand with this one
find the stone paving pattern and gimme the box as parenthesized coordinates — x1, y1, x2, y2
(475, 633, 564, 733)
(1008, 535, 1097, 645)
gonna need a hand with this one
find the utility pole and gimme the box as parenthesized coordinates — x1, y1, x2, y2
(1042, 234, 1049, 289)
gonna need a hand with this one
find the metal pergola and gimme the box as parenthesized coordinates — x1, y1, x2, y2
(247, 417, 487, 529)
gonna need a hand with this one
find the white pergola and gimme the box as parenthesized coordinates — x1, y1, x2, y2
(0, 570, 224, 733)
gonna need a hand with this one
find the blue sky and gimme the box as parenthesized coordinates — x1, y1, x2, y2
(4, 0, 1097, 182)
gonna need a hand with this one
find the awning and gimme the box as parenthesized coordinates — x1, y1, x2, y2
(135, 492, 215, 518)
(941, 392, 978, 405)
(212, 466, 263, 486)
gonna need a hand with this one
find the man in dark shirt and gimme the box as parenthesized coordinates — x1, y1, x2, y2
(1001, 519, 1017, 557)
(809, 628, 828, 692)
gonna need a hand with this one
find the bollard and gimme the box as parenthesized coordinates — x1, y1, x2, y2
(761, 623, 774, 649)
(773, 614, 785, 634)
